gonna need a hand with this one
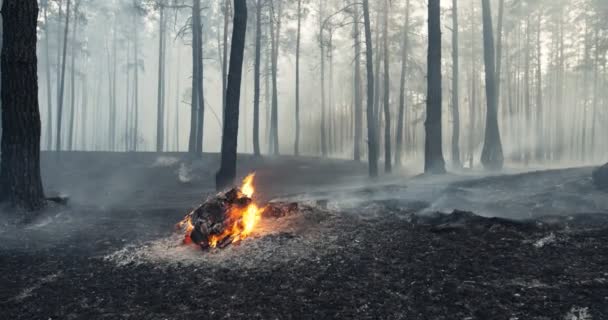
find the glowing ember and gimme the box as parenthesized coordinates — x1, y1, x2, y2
(177, 173, 264, 249)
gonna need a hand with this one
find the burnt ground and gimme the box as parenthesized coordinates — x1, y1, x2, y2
(1, 152, 607, 319)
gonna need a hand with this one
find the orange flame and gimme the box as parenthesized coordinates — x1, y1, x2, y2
(179, 173, 262, 249)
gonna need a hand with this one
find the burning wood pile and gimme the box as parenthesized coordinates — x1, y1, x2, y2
(176, 173, 298, 250)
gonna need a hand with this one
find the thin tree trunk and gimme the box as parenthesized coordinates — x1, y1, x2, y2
(353, 0, 362, 161)
(319, 0, 327, 157)
(43, 3, 53, 150)
(56, 0, 71, 151)
(252, 0, 261, 156)
(133, 10, 140, 151)
(451, 0, 460, 168)
(535, 12, 543, 161)
(0, 0, 46, 210)
(269, 0, 281, 155)
(395, 0, 409, 168)
(68, 3, 79, 151)
(362, 0, 378, 177)
(480, 0, 504, 170)
(382, 0, 391, 173)
(195, 20, 205, 154)
(189, 0, 201, 154)
(495, 0, 504, 108)
(294, 0, 301, 156)
(216, 0, 247, 191)
(156, 4, 166, 152)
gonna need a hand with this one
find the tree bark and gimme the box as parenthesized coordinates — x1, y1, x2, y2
(319, 0, 327, 157)
(353, 0, 362, 162)
(495, 0, 504, 108)
(216, 0, 247, 191)
(221, 0, 230, 129)
(56, 0, 71, 151)
(189, 0, 202, 154)
(362, 0, 378, 177)
(294, 0, 301, 156)
(0, 0, 46, 210)
(156, 3, 166, 152)
(382, 0, 391, 173)
(67, 2, 79, 151)
(195, 10, 205, 154)
(395, 0, 409, 168)
(269, 0, 281, 155)
(252, 0, 261, 156)
(424, 0, 446, 174)
(480, 0, 504, 170)
(450, 0, 461, 168)
(43, 3, 53, 150)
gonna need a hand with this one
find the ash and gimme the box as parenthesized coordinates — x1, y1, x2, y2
(1, 154, 607, 319)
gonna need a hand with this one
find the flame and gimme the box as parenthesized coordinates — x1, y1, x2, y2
(179, 173, 263, 249)
(241, 173, 255, 198)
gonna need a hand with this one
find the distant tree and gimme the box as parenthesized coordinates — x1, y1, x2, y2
(252, 0, 262, 157)
(268, 0, 282, 155)
(424, 0, 446, 174)
(480, 0, 504, 170)
(362, 0, 378, 177)
(352, 0, 362, 162)
(41, 0, 54, 150)
(0, 0, 46, 210)
(188, 0, 205, 155)
(395, 0, 410, 168)
(382, 0, 391, 173)
(451, 0, 461, 168)
(294, 0, 302, 156)
(216, 0, 248, 190)
(156, 0, 167, 152)
(56, 0, 72, 151)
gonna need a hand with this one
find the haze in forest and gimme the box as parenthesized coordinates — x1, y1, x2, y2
(10, 0, 600, 174)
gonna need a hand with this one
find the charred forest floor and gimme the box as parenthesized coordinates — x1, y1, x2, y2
(1, 152, 608, 319)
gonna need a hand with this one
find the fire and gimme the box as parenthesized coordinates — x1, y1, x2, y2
(178, 173, 263, 249)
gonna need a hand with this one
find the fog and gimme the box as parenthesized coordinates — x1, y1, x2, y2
(31, 0, 608, 169)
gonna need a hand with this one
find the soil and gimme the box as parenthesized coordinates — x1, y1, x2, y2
(0, 152, 606, 320)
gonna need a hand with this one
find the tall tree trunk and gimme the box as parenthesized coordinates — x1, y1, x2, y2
(353, 0, 362, 161)
(189, 0, 201, 154)
(221, 0, 230, 128)
(269, 0, 281, 155)
(174, 46, 181, 151)
(581, 20, 590, 162)
(535, 12, 543, 161)
(495, 0, 504, 108)
(382, 0, 391, 173)
(362, 0, 378, 177)
(424, 0, 446, 174)
(110, 17, 118, 151)
(79, 75, 87, 149)
(133, 10, 140, 151)
(395, 0, 409, 168)
(156, 4, 166, 152)
(216, 0, 247, 191)
(195, 25, 205, 154)
(319, 0, 327, 157)
(0, 0, 46, 210)
(480, 0, 504, 170)
(252, 0, 261, 156)
(523, 16, 531, 164)
(294, 0, 301, 156)
(43, 3, 53, 150)
(68, 3, 78, 151)
(451, 0, 460, 168)
(590, 25, 599, 160)
(56, 0, 71, 151)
